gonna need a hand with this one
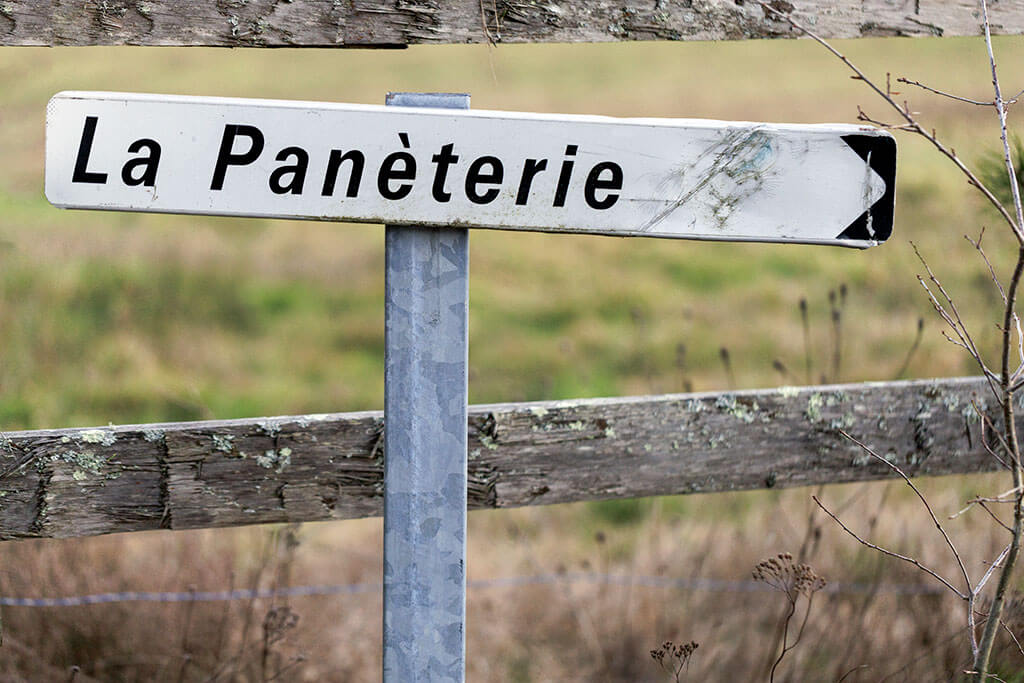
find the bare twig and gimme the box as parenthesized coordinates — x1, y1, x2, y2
(975, 245, 1024, 677)
(985, 18, 1024, 236)
(837, 430, 971, 592)
(813, 495, 965, 599)
(980, 502, 1013, 534)
(758, 3, 1024, 677)
(966, 229, 1007, 304)
(973, 5, 1024, 675)
(964, 672, 1009, 683)
(837, 429, 980, 653)
(878, 624, 974, 681)
(912, 243, 1001, 399)
(758, 1, 1024, 243)
(975, 543, 1012, 596)
(951, 498, 1014, 533)
(952, 486, 1024, 520)
(979, 408, 1014, 470)
(1001, 619, 1024, 658)
(913, 244, 984, 360)
(896, 77, 994, 106)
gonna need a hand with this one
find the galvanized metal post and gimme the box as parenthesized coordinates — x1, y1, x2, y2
(383, 92, 470, 682)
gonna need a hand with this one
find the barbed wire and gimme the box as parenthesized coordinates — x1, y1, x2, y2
(0, 572, 944, 607)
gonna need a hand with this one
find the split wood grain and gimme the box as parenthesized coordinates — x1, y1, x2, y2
(2, 1, 1021, 47)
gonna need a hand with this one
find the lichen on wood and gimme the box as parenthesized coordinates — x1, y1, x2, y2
(0, 376, 1008, 540)
(1, 1, 1021, 47)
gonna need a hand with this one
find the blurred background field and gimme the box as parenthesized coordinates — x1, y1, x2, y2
(1, 36, 1024, 680)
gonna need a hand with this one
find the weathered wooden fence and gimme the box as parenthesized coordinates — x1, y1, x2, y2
(3, 7, 1023, 683)
(0, 376, 1003, 540)
(2, 1, 1024, 47)
(1, 4, 1020, 535)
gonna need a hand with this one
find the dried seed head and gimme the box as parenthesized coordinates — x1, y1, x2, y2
(752, 553, 826, 599)
(263, 605, 300, 646)
(650, 639, 700, 672)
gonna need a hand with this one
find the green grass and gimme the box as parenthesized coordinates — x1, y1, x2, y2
(5, 36, 1024, 682)
(1, 37, 1023, 429)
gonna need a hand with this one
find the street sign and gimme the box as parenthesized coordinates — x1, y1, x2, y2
(42, 88, 898, 683)
(46, 91, 895, 248)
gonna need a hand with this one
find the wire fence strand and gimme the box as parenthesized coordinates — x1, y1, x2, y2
(0, 572, 946, 607)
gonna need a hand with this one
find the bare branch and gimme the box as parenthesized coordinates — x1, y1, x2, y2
(941, 329, 980, 355)
(965, 229, 1007, 304)
(813, 495, 967, 599)
(757, 1, 1024, 243)
(914, 246, 983, 357)
(980, 422, 1012, 471)
(837, 431, 974, 596)
(951, 499, 1014, 531)
(1012, 313, 1024, 379)
(979, 408, 1015, 468)
(1001, 619, 1024, 658)
(973, 7, 1024, 676)
(913, 243, 1002, 399)
(963, 670, 1009, 683)
(975, 543, 1012, 595)
(982, 502, 1014, 534)
(897, 77, 994, 106)
(984, 3, 1024, 234)
(986, 485, 1024, 502)
(856, 106, 915, 131)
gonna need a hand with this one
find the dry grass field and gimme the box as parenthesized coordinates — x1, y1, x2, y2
(1, 34, 1024, 680)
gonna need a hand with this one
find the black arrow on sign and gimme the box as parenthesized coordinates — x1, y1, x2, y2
(837, 134, 897, 244)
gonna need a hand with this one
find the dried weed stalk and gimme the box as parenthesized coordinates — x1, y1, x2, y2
(650, 639, 699, 682)
(261, 605, 301, 682)
(772, 284, 862, 387)
(759, 1, 1024, 679)
(752, 553, 826, 682)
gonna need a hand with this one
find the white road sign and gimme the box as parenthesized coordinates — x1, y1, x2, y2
(45, 91, 896, 247)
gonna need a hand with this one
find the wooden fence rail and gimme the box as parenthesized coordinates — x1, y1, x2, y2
(2, 1, 1023, 48)
(0, 376, 1005, 540)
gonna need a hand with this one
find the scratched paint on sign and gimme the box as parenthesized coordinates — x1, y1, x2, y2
(45, 92, 896, 247)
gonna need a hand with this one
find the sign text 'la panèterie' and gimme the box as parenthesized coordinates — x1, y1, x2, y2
(46, 92, 896, 247)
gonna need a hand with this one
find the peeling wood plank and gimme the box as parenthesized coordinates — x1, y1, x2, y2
(1, 1, 1021, 48)
(0, 377, 1007, 540)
